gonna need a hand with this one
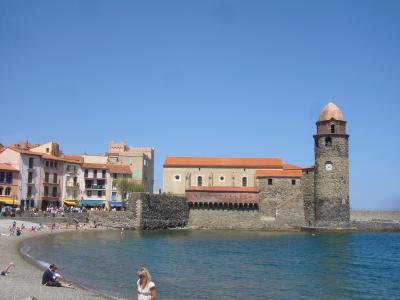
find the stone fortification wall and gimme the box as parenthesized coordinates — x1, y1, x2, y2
(350, 221, 400, 231)
(258, 177, 305, 227)
(301, 169, 315, 225)
(351, 211, 400, 222)
(87, 211, 135, 229)
(187, 208, 302, 230)
(129, 193, 189, 230)
(188, 209, 266, 230)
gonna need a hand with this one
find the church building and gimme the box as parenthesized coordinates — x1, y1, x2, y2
(163, 102, 350, 228)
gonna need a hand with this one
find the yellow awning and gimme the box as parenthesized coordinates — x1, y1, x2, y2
(64, 200, 79, 206)
(0, 197, 19, 205)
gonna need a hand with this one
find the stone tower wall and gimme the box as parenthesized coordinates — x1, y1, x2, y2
(301, 169, 315, 225)
(258, 177, 305, 226)
(314, 131, 350, 225)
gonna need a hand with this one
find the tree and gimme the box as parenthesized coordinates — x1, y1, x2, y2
(116, 178, 145, 208)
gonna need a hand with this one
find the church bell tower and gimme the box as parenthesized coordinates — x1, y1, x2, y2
(314, 102, 350, 225)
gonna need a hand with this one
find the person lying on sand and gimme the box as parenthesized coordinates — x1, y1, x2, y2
(42, 264, 74, 288)
(1, 262, 15, 276)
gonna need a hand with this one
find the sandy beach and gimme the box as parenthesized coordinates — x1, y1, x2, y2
(0, 219, 108, 300)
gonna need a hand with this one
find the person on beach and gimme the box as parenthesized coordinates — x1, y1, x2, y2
(42, 264, 73, 288)
(1, 262, 15, 276)
(137, 267, 156, 300)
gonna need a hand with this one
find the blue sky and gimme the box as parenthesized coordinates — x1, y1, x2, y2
(1, 0, 399, 209)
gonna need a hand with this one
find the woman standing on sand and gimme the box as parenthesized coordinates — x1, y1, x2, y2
(137, 267, 156, 300)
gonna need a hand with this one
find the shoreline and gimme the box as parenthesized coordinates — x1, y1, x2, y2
(0, 220, 110, 300)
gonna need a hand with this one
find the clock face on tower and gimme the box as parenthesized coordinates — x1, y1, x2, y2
(325, 162, 333, 171)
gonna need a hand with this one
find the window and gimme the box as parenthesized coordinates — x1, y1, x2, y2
(73, 177, 78, 185)
(44, 186, 49, 196)
(29, 157, 34, 169)
(50, 161, 54, 168)
(66, 165, 71, 172)
(174, 174, 181, 181)
(325, 137, 332, 147)
(0, 172, 4, 183)
(85, 180, 93, 188)
(6, 172, 12, 183)
(292, 179, 296, 185)
(113, 173, 117, 179)
(98, 190, 102, 197)
(28, 172, 33, 183)
(219, 176, 225, 182)
(52, 187, 57, 197)
(197, 176, 202, 187)
(27, 186, 32, 198)
(242, 177, 247, 187)
(46, 148, 49, 153)
(87, 190, 92, 197)
(94, 170, 97, 178)
(102, 170, 106, 178)
(53, 173, 58, 184)
(84, 169, 88, 177)
(0, 187, 3, 195)
(45, 172, 49, 183)
(129, 159, 133, 166)
(315, 139, 319, 148)
(144, 159, 147, 166)
(74, 166, 77, 172)
(5, 187, 11, 196)
(268, 179, 273, 185)
(331, 124, 335, 133)
(54, 162, 58, 168)
(46, 161, 49, 167)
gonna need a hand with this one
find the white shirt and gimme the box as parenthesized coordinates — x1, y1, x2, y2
(137, 279, 155, 300)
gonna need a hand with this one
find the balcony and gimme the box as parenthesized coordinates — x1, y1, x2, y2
(43, 181, 61, 185)
(0, 180, 13, 185)
(84, 176, 107, 180)
(85, 185, 106, 190)
(66, 182, 79, 188)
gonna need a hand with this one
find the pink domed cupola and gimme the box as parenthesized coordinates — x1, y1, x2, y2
(319, 102, 345, 122)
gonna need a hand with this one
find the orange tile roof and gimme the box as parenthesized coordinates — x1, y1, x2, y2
(0, 163, 19, 171)
(41, 154, 67, 162)
(256, 169, 302, 178)
(82, 163, 109, 170)
(63, 155, 83, 163)
(108, 164, 131, 174)
(186, 186, 260, 193)
(8, 147, 43, 156)
(283, 163, 302, 170)
(164, 157, 283, 168)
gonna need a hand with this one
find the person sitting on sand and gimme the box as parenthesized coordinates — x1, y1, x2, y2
(42, 264, 73, 288)
(137, 267, 156, 300)
(1, 262, 15, 276)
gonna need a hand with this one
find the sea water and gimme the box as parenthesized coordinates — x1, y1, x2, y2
(22, 230, 400, 299)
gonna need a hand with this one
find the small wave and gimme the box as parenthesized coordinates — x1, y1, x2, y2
(20, 242, 51, 270)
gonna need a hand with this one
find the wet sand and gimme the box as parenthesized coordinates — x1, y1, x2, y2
(0, 219, 108, 300)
